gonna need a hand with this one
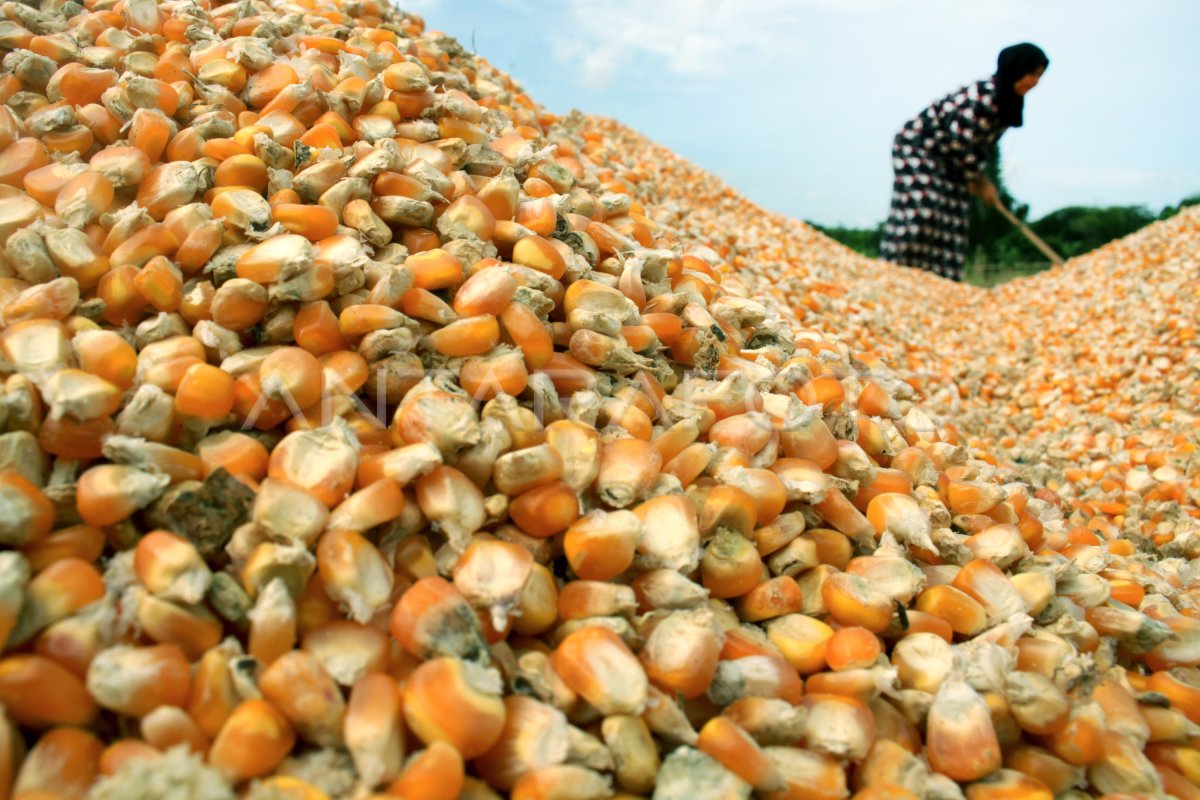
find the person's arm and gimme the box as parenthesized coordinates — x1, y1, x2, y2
(970, 177, 999, 207)
(938, 83, 1000, 186)
(967, 147, 1000, 207)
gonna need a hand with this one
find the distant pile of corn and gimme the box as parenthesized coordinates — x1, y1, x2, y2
(0, 0, 1196, 797)
(590, 115, 1198, 563)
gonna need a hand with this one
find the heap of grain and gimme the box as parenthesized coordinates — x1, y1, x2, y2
(588, 116, 1198, 559)
(0, 0, 1195, 798)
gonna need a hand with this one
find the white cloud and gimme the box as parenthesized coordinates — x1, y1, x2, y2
(548, 0, 1050, 90)
(552, 0, 805, 88)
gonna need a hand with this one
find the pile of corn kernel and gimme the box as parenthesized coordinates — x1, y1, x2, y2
(583, 118, 1200, 798)
(586, 118, 1200, 541)
(0, 0, 1197, 798)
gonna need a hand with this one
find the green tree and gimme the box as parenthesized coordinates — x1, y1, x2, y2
(809, 223, 884, 258)
(1026, 205, 1157, 258)
(1159, 194, 1200, 219)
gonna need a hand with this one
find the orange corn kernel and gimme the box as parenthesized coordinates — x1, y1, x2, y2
(0, 470, 54, 546)
(245, 63, 300, 108)
(133, 529, 210, 601)
(596, 438, 662, 509)
(175, 219, 224, 275)
(129, 108, 172, 163)
(813, 488, 876, 546)
(402, 657, 506, 759)
(135, 592, 223, 661)
(186, 646, 239, 741)
(821, 572, 895, 633)
(399, 287, 455, 325)
(926, 680, 1002, 782)
(210, 278, 269, 331)
(499, 300, 554, 369)
(259, 650, 346, 748)
(390, 576, 487, 663)
(175, 363, 235, 421)
(316, 528, 394, 626)
(915, 584, 988, 636)
(516, 198, 556, 235)
(208, 699, 296, 782)
(54, 170, 113, 227)
(459, 349, 529, 401)
(0, 654, 98, 728)
(133, 255, 183, 312)
(259, 346, 325, 412)
(321, 350, 370, 395)
(407, 248, 465, 290)
(13, 725, 103, 798)
(453, 267, 517, 317)
(426, 314, 500, 357)
(798, 374, 846, 411)
(294, 301, 347, 355)
(508, 480, 580, 538)
(638, 613, 721, 701)
(1147, 670, 1200, 724)
(20, 524, 105, 573)
(12, 556, 104, 646)
(387, 741, 465, 800)
(551, 626, 648, 715)
(825, 626, 883, 671)
(951, 559, 1025, 625)
(273, 202, 339, 241)
(23, 161, 85, 207)
(77, 103, 123, 145)
(1046, 702, 1107, 766)
(700, 529, 764, 599)
(947, 480, 1005, 515)
(563, 510, 641, 581)
(697, 716, 785, 792)
(343, 672, 405, 788)
(440, 195, 495, 240)
(99, 739, 161, 776)
(0, 138, 51, 187)
(214, 153, 268, 192)
(765, 613, 834, 675)
(1004, 744, 1081, 795)
(97, 265, 147, 325)
(737, 576, 804, 622)
(202, 136, 252, 161)
(511, 235, 565, 279)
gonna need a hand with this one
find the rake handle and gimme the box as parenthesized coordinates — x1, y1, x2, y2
(992, 200, 1064, 265)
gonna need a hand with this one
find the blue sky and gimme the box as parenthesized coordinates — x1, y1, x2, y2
(410, 1, 1200, 227)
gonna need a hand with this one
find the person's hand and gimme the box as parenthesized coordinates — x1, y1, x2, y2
(976, 177, 1000, 207)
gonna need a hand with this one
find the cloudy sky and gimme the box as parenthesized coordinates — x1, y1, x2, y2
(411, 1, 1200, 227)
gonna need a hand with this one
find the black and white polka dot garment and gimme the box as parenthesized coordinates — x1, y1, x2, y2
(879, 78, 1006, 282)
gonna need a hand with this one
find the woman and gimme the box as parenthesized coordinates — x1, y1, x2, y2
(879, 43, 1049, 281)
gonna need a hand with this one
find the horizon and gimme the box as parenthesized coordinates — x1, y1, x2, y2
(412, 0, 1200, 229)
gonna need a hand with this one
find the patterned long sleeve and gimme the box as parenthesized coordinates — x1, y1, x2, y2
(931, 81, 1003, 181)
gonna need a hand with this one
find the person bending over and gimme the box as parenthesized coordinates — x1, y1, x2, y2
(879, 43, 1049, 281)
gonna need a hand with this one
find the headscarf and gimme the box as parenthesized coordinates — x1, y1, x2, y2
(995, 43, 1049, 128)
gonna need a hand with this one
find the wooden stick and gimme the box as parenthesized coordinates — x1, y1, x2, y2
(993, 201, 1064, 265)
